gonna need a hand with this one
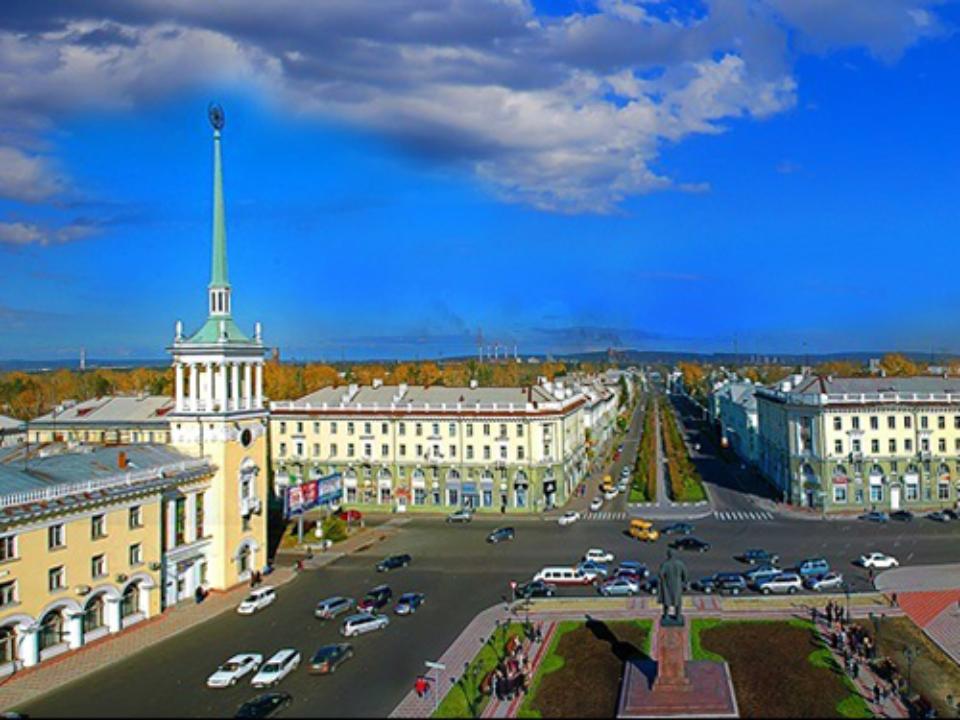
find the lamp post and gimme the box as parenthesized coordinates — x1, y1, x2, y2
(842, 581, 851, 624)
(869, 611, 883, 648)
(903, 645, 921, 696)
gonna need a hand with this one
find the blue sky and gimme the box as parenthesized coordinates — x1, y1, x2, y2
(1, 1, 959, 361)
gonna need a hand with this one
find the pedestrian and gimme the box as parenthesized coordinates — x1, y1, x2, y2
(811, 606, 818, 625)
(873, 683, 881, 705)
(852, 661, 860, 681)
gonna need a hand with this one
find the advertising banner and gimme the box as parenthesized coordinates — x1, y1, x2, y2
(284, 472, 342, 518)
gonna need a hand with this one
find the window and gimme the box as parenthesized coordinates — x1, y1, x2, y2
(939, 438, 947, 453)
(311, 443, 319, 457)
(483, 424, 490, 436)
(296, 421, 303, 434)
(0, 536, 15, 562)
(905, 415, 912, 429)
(466, 424, 473, 438)
(364, 422, 371, 434)
(518, 447, 525, 460)
(921, 416, 929, 430)
(500, 446, 508, 460)
(851, 417, 860, 430)
(906, 482, 919, 501)
(399, 422, 406, 436)
(347, 443, 355, 458)
(313, 422, 320, 434)
(381, 444, 389, 457)
(888, 416, 896, 430)
(330, 443, 338, 457)
(449, 445, 456, 458)
(869, 484, 883, 503)
(870, 416, 878, 430)
(833, 417, 842, 431)
(48, 524, 65, 550)
(279, 422, 287, 434)
(279, 442, 287, 457)
(399, 444, 406, 457)
(939, 483, 950, 501)
(0, 581, 16, 608)
(347, 422, 355, 435)
(363, 443, 372, 457)
(129, 543, 143, 566)
(295, 441, 304, 457)
(415, 423, 423, 436)
(955, 416, 960, 430)
(48, 566, 66, 591)
(499, 424, 507, 438)
(921, 438, 930, 452)
(382, 423, 389, 435)
(432, 423, 440, 436)
(889, 439, 897, 453)
(331, 421, 338, 434)
(483, 446, 491, 460)
(938, 416, 946, 430)
(955, 438, 960, 452)
(905, 438, 913, 452)
(871, 439, 879, 454)
(196, 493, 205, 538)
(833, 485, 847, 503)
(414, 488, 426, 505)
(466, 446, 474, 460)
(517, 424, 524, 437)
(91, 554, 107, 578)
(449, 423, 456, 436)
(834, 439, 843, 454)
(416, 444, 423, 457)
(174, 498, 186, 545)
(852, 439, 861, 453)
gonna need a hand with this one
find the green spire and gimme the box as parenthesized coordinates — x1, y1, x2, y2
(210, 127, 230, 289)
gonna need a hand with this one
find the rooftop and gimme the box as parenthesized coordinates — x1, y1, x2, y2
(31, 395, 174, 426)
(757, 375, 960, 406)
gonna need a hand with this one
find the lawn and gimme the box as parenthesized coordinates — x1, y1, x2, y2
(518, 619, 652, 718)
(855, 615, 960, 718)
(659, 400, 706, 503)
(434, 623, 523, 718)
(692, 618, 871, 718)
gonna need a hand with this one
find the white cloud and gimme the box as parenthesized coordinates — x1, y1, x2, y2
(0, 218, 98, 246)
(0, 146, 66, 203)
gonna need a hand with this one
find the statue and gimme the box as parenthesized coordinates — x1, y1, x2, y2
(657, 549, 688, 626)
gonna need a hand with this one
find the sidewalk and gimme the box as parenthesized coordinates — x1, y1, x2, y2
(480, 622, 557, 719)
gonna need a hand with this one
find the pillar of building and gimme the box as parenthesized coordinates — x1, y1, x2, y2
(174, 363, 184, 412)
(205, 362, 214, 410)
(66, 611, 83, 650)
(138, 585, 152, 618)
(255, 362, 263, 408)
(186, 493, 197, 544)
(216, 363, 227, 412)
(244, 362, 252, 410)
(19, 625, 39, 668)
(105, 597, 122, 633)
(189, 363, 198, 412)
(231, 363, 240, 411)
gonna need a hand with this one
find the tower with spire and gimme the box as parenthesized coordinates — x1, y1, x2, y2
(166, 104, 268, 601)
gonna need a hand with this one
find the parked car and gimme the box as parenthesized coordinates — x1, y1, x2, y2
(309, 643, 353, 675)
(341, 612, 390, 637)
(859, 511, 889, 523)
(234, 692, 292, 719)
(858, 552, 899, 569)
(357, 585, 393, 612)
(207, 654, 263, 688)
(889, 510, 914, 522)
(314, 596, 356, 620)
(692, 573, 747, 595)
(558, 511, 581, 526)
(583, 548, 615, 563)
(926, 510, 950, 522)
(805, 572, 844, 592)
(533, 566, 591, 586)
(617, 561, 650, 578)
(486, 527, 516, 543)
(589, 497, 604, 512)
(797, 558, 830, 577)
(515, 580, 556, 598)
(338, 510, 363, 524)
(446, 509, 473, 523)
(238, 587, 277, 615)
(660, 523, 694, 536)
(376, 554, 411, 572)
(577, 561, 610, 582)
(745, 567, 782, 591)
(599, 576, 641, 596)
(394, 592, 425, 615)
(250, 649, 300, 688)
(670, 537, 710, 553)
(757, 573, 803, 595)
(642, 577, 659, 595)
(738, 549, 779, 565)
(944, 509, 960, 520)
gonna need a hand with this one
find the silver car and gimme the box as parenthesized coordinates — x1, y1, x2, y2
(315, 596, 356, 620)
(341, 612, 390, 637)
(805, 572, 844, 592)
(758, 572, 803, 595)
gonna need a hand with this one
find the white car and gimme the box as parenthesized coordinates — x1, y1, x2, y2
(859, 552, 899, 569)
(584, 548, 615, 563)
(237, 586, 276, 615)
(758, 572, 803, 595)
(206, 653, 263, 688)
(341, 612, 390, 637)
(558, 511, 580, 526)
(589, 497, 604, 512)
(250, 649, 300, 688)
(604, 489, 619, 500)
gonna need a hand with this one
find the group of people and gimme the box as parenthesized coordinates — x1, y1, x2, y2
(489, 635, 530, 702)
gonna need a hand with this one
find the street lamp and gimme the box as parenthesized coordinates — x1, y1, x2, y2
(869, 611, 883, 648)
(903, 645, 921, 696)
(842, 581, 851, 624)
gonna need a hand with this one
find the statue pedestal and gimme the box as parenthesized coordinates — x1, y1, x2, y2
(617, 620, 738, 718)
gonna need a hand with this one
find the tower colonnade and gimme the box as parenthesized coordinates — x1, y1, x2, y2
(174, 359, 264, 413)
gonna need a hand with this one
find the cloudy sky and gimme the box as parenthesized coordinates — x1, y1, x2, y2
(1, 0, 959, 360)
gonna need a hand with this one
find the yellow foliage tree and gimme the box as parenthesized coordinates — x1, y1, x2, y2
(880, 353, 920, 377)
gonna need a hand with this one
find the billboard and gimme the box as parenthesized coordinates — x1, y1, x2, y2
(284, 472, 343, 518)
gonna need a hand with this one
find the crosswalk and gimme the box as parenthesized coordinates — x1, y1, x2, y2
(585, 511, 628, 521)
(713, 510, 775, 522)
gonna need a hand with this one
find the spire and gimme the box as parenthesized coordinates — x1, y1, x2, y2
(209, 103, 229, 291)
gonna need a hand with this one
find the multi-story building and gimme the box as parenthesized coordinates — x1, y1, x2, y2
(0, 417, 24, 448)
(28, 396, 174, 445)
(712, 380, 760, 467)
(756, 375, 960, 513)
(270, 378, 592, 512)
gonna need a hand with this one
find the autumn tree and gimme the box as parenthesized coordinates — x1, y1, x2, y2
(302, 363, 340, 393)
(880, 353, 920, 377)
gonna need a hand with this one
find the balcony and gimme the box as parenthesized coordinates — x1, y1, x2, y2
(240, 496, 262, 517)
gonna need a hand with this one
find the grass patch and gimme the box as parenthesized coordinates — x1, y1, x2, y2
(659, 398, 707, 503)
(434, 623, 523, 718)
(690, 618, 727, 663)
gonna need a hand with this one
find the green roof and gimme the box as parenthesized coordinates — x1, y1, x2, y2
(185, 316, 253, 345)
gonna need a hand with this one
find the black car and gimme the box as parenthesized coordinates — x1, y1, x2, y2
(357, 584, 392, 612)
(692, 573, 747, 595)
(890, 510, 914, 522)
(738, 549, 779, 565)
(487, 527, 516, 544)
(515, 580, 556, 599)
(235, 693, 292, 719)
(376, 554, 412, 572)
(670, 537, 711, 553)
(859, 511, 889, 523)
(945, 509, 960, 520)
(309, 644, 353, 675)
(661, 523, 694, 535)
(643, 577, 659, 595)
(927, 510, 949, 522)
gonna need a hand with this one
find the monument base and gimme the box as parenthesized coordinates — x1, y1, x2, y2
(617, 659, 739, 718)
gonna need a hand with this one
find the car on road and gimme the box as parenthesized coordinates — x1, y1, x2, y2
(515, 580, 556, 598)
(617, 481, 628, 493)
(207, 654, 263, 688)
(583, 548, 615, 563)
(577, 561, 610, 582)
(341, 612, 390, 637)
(944, 509, 960, 520)
(357, 585, 393, 612)
(237, 587, 277, 615)
(859, 511, 889, 523)
(858, 552, 899, 569)
(757, 572, 803, 595)
(487, 527, 515, 543)
(738, 549, 780, 565)
(797, 558, 830, 577)
(669, 537, 710, 553)
(589, 497, 604, 512)
(617, 561, 650, 579)
(376, 554, 411, 572)
(558, 511, 580, 526)
(234, 692, 292, 719)
(394, 592, 426, 615)
(446, 509, 473, 523)
(598, 576, 641, 596)
(309, 643, 353, 675)
(250, 649, 300, 688)
(805, 572, 844, 592)
(660, 523, 694, 536)
(533, 566, 591, 586)
(314, 596, 356, 620)
(338, 510, 363, 524)
(692, 573, 747, 595)
(745, 566, 782, 590)
(604, 488, 619, 500)
(926, 510, 951, 522)
(889, 510, 914, 522)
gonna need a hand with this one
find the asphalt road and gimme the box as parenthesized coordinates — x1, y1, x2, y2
(21, 510, 960, 718)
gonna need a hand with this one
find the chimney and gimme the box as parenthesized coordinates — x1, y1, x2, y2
(118, 451, 128, 469)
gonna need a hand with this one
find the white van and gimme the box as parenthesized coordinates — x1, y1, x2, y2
(533, 566, 591, 586)
(250, 648, 300, 687)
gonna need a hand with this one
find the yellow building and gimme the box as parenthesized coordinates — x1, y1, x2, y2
(28, 395, 174, 445)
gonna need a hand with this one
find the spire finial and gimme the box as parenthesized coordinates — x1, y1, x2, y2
(208, 102, 230, 302)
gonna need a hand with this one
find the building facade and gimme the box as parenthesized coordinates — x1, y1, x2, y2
(0, 417, 24, 448)
(757, 375, 960, 513)
(712, 380, 760, 467)
(28, 396, 173, 446)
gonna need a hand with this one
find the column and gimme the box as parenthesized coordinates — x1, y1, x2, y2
(231, 363, 240, 412)
(186, 493, 197, 544)
(166, 499, 176, 550)
(174, 363, 184, 412)
(66, 612, 83, 650)
(255, 362, 263, 408)
(216, 363, 227, 412)
(19, 625, 39, 668)
(189, 363, 198, 412)
(105, 597, 122, 633)
(244, 363, 252, 410)
(138, 584, 152, 618)
(205, 362, 214, 410)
